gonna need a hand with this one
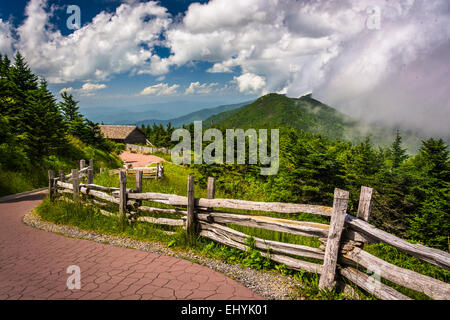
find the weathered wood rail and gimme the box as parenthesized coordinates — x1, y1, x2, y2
(49, 162, 450, 300)
(110, 163, 165, 180)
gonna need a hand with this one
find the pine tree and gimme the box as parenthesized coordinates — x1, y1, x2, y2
(6, 52, 39, 135)
(59, 92, 82, 123)
(9, 52, 38, 93)
(408, 138, 449, 250)
(58, 91, 87, 138)
(418, 138, 449, 182)
(391, 129, 408, 168)
(25, 79, 67, 160)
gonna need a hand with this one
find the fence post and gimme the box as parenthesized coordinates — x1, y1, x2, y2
(100, 168, 103, 174)
(79, 159, 86, 186)
(119, 170, 127, 220)
(87, 168, 93, 185)
(160, 163, 165, 179)
(349, 186, 374, 243)
(156, 163, 160, 180)
(206, 177, 216, 212)
(48, 170, 54, 201)
(186, 175, 196, 242)
(136, 170, 143, 193)
(85, 161, 94, 202)
(135, 170, 143, 210)
(357, 186, 373, 221)
(88, 159, 95, 183)
(319, 188, 349, 291)
(72, 169, 79, 201)
(59, 170, 65, 182)
(88, 159, 94, 184)
(88, 158, 94, 184)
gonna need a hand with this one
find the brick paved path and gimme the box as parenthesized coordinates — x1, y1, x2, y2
(0, 192, 263, 300)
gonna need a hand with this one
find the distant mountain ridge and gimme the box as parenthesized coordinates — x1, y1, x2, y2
(204, 93, 423, 153)
(79, 100, 233, 125)
(135, 101, 253, 128)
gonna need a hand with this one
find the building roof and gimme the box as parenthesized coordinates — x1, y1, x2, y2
(99, 125, 144, 140)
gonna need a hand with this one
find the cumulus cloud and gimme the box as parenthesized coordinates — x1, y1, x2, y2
(233, 73, 266, 94)
(79, 83, 107, 95)
(14, 0, 171, 83)
(59, 87, 74, 94)
(0, 19, 15, 56)
(59, 83, 107, 96)
(185, 81, 218, 94)
(140, 83, 180, 96)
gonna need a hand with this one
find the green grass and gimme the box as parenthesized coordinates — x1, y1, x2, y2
(36, 197, 185, 244)
(0, 136, 123, 197)
(0, 169, 41, 197)
(362, 242, 450, 299)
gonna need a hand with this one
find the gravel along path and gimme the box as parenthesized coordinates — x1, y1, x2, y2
(23, 209, 303, 300)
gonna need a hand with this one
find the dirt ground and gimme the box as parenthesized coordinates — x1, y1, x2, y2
(119, 151, 166, 167)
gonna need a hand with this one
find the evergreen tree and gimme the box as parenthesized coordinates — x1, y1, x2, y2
(408, 138, 449, 250)
(9, 52, 38, 92)
(59, 92, 83, 124)
(2, 52, 39, 135)
(391, 129, 408, 168)
(25, 79, 67, 160)
(0, 54, 16, 122)
(58, 91, 89, 140)
(417, 138, 449, 182)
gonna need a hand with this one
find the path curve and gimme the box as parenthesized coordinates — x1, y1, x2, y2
(119, 151, 166, 167)
(0, 192, 263, 300)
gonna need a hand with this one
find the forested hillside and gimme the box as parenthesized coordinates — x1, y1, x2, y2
(205, 93, 422, 153)
(195, 119, 449, 251)
(135, 101, 252, 128)
(0, 53, 122, 196)
(139, 93, 449, 252)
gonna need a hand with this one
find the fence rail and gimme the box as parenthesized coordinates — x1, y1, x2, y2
(48, 161, 450, 300)
(110, 163, 165, 180)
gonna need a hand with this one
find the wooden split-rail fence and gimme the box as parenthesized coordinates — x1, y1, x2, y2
(48, 161, 450, 300)
(111, 163, 165, 180)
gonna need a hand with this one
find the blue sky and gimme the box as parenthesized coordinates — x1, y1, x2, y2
(0, 0, 449, 136)
(0, 0, 256, 109)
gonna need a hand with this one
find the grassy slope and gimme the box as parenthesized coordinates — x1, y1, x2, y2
(0, 136, 123, 197)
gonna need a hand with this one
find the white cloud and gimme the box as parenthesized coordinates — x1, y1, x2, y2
(185, 81, 218, 95)
(59, 87, 74, 94)
(0, 19, 15, 56)
(233, 73, 266, 94)
(14, 0, 172, 83)
(79, 83, 107, 95)
(59, 83, 107, 96)
(140, 83, 180, 96)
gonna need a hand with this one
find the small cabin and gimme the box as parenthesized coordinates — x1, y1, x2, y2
(99, 125, 146, 145)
